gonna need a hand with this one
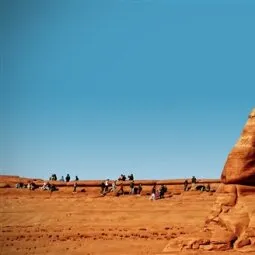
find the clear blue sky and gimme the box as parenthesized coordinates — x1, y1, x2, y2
(1, 0, 254, 180)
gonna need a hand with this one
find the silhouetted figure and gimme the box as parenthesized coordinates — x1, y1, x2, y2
(60, 176, 64, 182)
(191, 176, 197, 184)
(75, 176, 79, 181)
(50, 174, 57, 181)
(65, 174, 70, 182)
(128, 174, 134, 181)
(118, 174, 127, 181)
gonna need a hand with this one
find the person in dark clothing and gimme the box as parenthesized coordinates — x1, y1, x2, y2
(191, 176, 197, 184)
(100, 181, 105, 194)
(128, 174, 134, 181)
(75, 176, 79, 181)
(152, 184, 156, 195)
(65, 174, 71, 182)
(129, 180, 135, 194)
(137, 184, 143, 195)
(159, 185, 167, 199)
(184, 179, 189, 191)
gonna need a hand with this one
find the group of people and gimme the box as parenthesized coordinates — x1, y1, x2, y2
(41, 182, 58, 191)
(16, 181, 58, 192)
(49, 174, 79, 182)
(100, 179, 143, 196)
(16, 181, 37, 190)
(15, 174, 213, 196)
(149, 184, 167, 200)
(118, 173, 134, 181)
(183, 176, 211, 192)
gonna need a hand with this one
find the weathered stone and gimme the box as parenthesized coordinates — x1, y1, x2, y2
(160, 108, 255, 254)
(221, 108, 255, 185)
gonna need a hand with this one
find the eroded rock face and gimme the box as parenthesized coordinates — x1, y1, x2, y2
(161, 108, 255, 254)
(221, 108, 255, 185)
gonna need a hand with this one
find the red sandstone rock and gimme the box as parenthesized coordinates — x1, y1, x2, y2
(161, 108, 255, 254)
(221, 108, 255, 185)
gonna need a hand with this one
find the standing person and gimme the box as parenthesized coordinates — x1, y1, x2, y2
(66, 174, 70, 182)
(100, 181, 105, 194)
(191, 176, 197, 190)
(191, 176, 197, 184)
(73, 182, 77, 192)
(149, 184, 156, 200)
(104, 179, 109, 193)
(129, 180, 135, 194)
(184, 179, 188, 191)
(159, 185, 165, 199)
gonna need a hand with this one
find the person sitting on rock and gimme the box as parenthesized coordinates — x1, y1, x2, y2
(30, 182, 37, 190)
(75, 175, 79, 181)
(16, 182, 24, 188)
(110, 180, 117, 192)
(50, 184, 58, 192)
(137, 184, 143, 195)
(205, 183, 211, 192)
(195, 184, 205, 191)
(27, 182, 31, 190)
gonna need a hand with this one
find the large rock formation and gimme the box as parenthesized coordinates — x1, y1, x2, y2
(161, 108, 255, 254)
(221, 108, 255, 185)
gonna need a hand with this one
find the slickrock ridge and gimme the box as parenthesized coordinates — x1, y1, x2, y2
(161, 108, 255, 254)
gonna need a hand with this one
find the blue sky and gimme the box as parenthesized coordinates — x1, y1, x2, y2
(1, 0, 254, 180)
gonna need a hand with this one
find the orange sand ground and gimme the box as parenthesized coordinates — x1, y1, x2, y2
(0, 177, 251, 255)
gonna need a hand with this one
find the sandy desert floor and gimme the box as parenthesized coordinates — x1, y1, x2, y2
(0, 188, 252, 255)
